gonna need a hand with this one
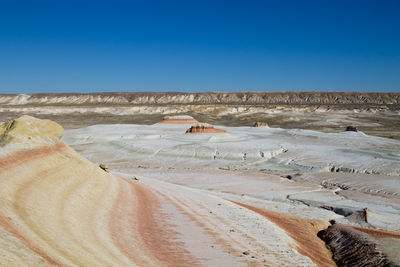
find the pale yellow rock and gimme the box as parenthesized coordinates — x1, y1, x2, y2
(0, 115, 63, 147)
(0, 116, 64, 157)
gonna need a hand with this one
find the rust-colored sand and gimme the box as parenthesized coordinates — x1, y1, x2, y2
(350, 226, 400, 239)
(232, 201, 336, 267)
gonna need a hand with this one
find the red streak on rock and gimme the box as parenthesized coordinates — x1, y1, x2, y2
(350, 226, 400, 239)
(0, 215, 61, 265)
(111, 177, 198, 266)
(0, 143, 68, 266)
(0, 142, 67, 172)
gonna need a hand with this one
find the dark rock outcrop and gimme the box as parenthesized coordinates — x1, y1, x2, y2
(345, 126, 358, 132)
(185, 126, 227, 134)
(99, 163, 109, 172)
(318, 224, 391, 267)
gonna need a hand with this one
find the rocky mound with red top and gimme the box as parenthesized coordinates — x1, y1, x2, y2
(159, 116, 199, 124)
(254, 122, 269, 127)
(185, 125, 227, 134)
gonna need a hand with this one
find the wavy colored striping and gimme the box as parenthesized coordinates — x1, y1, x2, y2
(0, 142, 67, 171)
(0, 143, 198, 266)
(111, 177, 198, 266)
(0, 214, 61, 266)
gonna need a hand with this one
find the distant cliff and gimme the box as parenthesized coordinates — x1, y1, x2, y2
(0, 92, 399, 107)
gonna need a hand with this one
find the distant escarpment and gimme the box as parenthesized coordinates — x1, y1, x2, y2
(1, 92, 399, 107)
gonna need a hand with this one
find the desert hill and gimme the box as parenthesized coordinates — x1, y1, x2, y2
(1, 116, 342, 266)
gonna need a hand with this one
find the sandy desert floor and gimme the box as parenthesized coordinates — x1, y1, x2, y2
(63, 118, 400, 265)
(1, 113, 400, 266)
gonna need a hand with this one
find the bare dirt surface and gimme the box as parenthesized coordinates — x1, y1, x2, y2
(1, 92, 399, 139)
(2, 107, 400, 139)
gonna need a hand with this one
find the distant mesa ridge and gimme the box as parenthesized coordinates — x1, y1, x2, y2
(0, 92, 399, 106)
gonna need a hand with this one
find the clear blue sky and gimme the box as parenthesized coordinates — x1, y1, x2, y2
(0, 0, 399, 93)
